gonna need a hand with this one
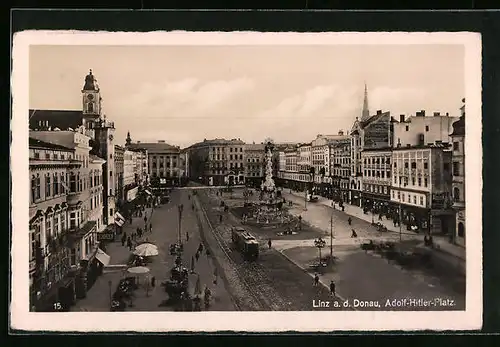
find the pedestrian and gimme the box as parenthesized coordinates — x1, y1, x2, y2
(127, 237, 132, 251)
(348, 217, 352, 226)
(186, 232, 190, 242)
(144, 215, 147, 224)
(330, 280, 336, 296)
(351, 229, 357, 238)
(195, 251, 200, 262)
(149, 223, 153, 233)
(151, 276, 156, 288)
(206, 248, 211, 258)
(268, 238, 272, 249)
(314, 274, 319, 286)
(219, 214, 223, 223)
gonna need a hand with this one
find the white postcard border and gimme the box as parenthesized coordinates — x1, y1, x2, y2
(11, 31, 483, 332)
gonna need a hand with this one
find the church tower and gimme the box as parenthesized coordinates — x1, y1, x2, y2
(125, 131, 132, 147)
(82, 69, 102, 129)
(361, 82, 370, 121)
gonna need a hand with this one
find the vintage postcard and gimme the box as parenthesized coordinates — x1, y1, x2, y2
(11, 31, 482, 332)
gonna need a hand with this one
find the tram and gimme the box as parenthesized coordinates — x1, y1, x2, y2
(231, 227, 259, 261)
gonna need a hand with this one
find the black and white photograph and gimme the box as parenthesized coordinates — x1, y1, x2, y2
(11, 31, 482, 332)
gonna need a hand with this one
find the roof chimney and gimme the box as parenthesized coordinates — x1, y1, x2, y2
(446, 112, 449, 116)
(338, 130, 344, 136)
(376, 110, 382, 115)
(399, 114, 405, 122)
(433, 112, 440, 117)
(137, 141, 141, 144)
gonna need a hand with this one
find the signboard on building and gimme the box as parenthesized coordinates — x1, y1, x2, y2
(126, 186, 139, 202)
(97, 231, 115, 241)
(431, 192, 447, 209)
(363, 114, 391, 149)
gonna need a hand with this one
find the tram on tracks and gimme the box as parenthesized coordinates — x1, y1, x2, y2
(231, 226, 259, 261)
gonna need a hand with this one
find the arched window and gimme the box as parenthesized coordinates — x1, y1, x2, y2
(458, 222, 465, 238)
(453, 187, 460, 201)
(87, 102, 94, 113)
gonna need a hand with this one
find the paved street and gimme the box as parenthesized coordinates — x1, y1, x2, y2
(197, 187, 465, 311)
(72, 190, 235, 311)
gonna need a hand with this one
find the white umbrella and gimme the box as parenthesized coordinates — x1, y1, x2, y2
(127, 266, 150, 274)
(133, 245, 159, 257)
(135, 242, 158, 251)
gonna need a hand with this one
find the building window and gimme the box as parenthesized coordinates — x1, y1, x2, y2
(420, 196, 424, 206)
(453, 187, 460, 201)
(411, 162, 416, 169)
(423, 162, 428, 170)
(453, 162, 460, 176)
(110, 171, 113, 178)
(30, 175, 36, 203)
(53, 214, 59, 235)
(424, 178, 428, 187)
(110, 208, 113, 216)
(418, 177, 422, 186)
(53, 173, 59, 195)
(458, 222, 465, 238)
(397, 191, 400, 200)
(45, 174, 51, 198)
(425, 125, 429, 132)
(413, 196, 417, 204)
(453, 142, 459, 151)
(405, 126, 409, 131)
(61, 213, 66, 231)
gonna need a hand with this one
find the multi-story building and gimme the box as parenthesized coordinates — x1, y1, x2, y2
(133, 148, 149, 187)
(127, 139, 182, 186)
(123, 149, 139, 202)
(296, 143, 312, 191)
(330, 136, 351, 203)
(360, 110, 394, 212)
(311, 135, 330, 189)
(280, 146, 301, 190)
(391, 145, 454, 235)
(114, 145, 125, 207)
(28, 129, 107, 312)
(244, 143, 265, 187)
(187, 138, 245, 186)
(29, 69, 116, 226)
(362, 148, 393, 215)
(390, 111, 457, 236)
(450, 99, 466, 246)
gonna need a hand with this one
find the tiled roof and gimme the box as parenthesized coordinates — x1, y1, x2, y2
(29, 109, 84, 131)
(29, 137, 74, 151)
(127, 142, 180, 152)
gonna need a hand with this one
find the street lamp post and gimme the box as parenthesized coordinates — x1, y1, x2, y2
(330, 212, 334, 261)
(178, 204, 184, 246)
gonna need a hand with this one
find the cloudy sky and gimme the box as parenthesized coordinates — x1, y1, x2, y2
(29, 44, 464, 148)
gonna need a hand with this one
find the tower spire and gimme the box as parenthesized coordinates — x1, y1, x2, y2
(126, 131, 132, 146)
(361, 82, 370, 121)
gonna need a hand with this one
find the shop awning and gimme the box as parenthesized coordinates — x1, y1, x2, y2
(95, 248, 111, 266)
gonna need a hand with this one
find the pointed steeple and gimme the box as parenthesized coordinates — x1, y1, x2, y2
(361, 82, 370, 121)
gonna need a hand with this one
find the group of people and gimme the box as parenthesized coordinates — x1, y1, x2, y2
(313, 274, 337, 297)
(120, 205, 153, 251)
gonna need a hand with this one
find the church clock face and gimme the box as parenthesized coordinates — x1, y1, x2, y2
(87, 94, 94, 101)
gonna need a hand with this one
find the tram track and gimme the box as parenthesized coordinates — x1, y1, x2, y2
(196, 192, 298, 311)
(197, 198, 271, 310)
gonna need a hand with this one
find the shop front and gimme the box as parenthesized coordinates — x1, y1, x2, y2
(361, 192, 392, 217)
